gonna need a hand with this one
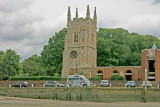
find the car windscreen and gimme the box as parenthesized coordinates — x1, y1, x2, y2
(46, 81, 54, 84)
(82, 77, 89, 82)
(143, 81, 151, 84)
(54, 81, 60, 84)
(127, 81, 134, 83)
(101, 81, 108, 83)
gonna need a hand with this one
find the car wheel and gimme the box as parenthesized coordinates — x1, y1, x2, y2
(45, 85, 48, 87)
(83, 85, 87, 87)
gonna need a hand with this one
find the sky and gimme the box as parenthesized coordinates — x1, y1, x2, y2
(0, 0, 160, 61)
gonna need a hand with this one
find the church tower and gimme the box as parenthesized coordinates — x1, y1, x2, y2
(62, 5, 97, 77)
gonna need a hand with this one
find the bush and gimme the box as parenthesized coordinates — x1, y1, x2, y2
(9, 77, 38, 81)
(89, 76, 102, 81)
(0, 75, 9, 80)
(111, 75, 124, 81)
(38, 76, 67, 80)
(8, 76, 67, 81)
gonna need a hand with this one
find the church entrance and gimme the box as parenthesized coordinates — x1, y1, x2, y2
(148, 60, 155, 81)
(125, 70, 132, 81)
(97, 71, 103, 79)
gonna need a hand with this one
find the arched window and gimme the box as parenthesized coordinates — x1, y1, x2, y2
(125, 70, 132, 80)
(97, 70, 103, 79)
(112, 70, 118, 76)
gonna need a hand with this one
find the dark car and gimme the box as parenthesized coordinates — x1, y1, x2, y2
(11, 81, 29, 87)
(100, 80, 109, 87)
(125, 81, 136, 87)
(44, 81, 65, 87)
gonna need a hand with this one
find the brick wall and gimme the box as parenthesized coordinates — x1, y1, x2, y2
(70, 66, 141, 81)
(155, 49, 160, 81)
(141, 50, 149, 81)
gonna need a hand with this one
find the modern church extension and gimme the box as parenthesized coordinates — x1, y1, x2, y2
(62, 5, 160, 81)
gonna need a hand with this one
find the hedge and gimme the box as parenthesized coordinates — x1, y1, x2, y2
(0, 75, 9, 80)
(89, 76, 102, 81)
(8, 76, 67, 81)
(111, 75, 124, 81)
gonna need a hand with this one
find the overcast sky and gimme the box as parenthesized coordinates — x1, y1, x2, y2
(0, 0, 160, 61)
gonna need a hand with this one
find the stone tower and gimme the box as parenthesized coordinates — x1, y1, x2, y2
(62, 5, 97, 77)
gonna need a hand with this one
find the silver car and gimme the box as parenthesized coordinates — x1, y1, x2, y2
(141, 81, 152, 87)
(100, 80, 109, 87)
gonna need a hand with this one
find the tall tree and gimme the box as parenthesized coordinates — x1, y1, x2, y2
(41, 28, 67, 76)
(0, 49, 20, 79)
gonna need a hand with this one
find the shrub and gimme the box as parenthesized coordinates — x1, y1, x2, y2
(0, 75, 9, 80)
(89, 76, 102, 80)
(111, 75, 124, 81)
(9, 77, 38, 81)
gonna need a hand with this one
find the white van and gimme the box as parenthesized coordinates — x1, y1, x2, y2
(67, 73, 93, 87)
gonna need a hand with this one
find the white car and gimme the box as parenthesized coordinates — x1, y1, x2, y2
(100, 80, 109, 87)
(141, 81, 152, 87)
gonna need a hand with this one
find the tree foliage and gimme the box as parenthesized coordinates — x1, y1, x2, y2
(111, 75, 124, 81)
(0, 49, 20, 80)
(41, 28, 67, 76)
(97, 28, 160, 66)
(22, 54, 45, 77)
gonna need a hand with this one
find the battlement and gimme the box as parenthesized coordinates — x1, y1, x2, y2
(67, 5, 97, 25)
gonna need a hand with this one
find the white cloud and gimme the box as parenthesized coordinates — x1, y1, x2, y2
(124, 15, 160, 37)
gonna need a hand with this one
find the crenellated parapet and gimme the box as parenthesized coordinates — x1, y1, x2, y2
(67, 5, 97, 26)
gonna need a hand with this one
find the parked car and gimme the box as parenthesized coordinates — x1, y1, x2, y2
(44, 81, 65, 87)
(141, 81, 152, 87)
(158, 82, 160, 88)
(67, 73, 93, 87)
(100, 80, 109, 87)
(125, 81, 136, 87)
(11, 81, 29, 87)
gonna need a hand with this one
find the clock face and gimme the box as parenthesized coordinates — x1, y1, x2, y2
(70, 51, 77, 59)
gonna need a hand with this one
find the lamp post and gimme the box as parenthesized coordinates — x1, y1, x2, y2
(158, 59, 159, 81)
(76, 64, 78, 73)
(145, 68, 147, 92)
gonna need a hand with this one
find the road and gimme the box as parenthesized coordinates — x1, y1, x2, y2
(0, 96, 160, 107)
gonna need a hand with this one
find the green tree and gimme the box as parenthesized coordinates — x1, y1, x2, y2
(22, 54, 45, 77)
(0, 49, 20, 79)
(97, 28, 160, 66)
(41, 28, 67, 76)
